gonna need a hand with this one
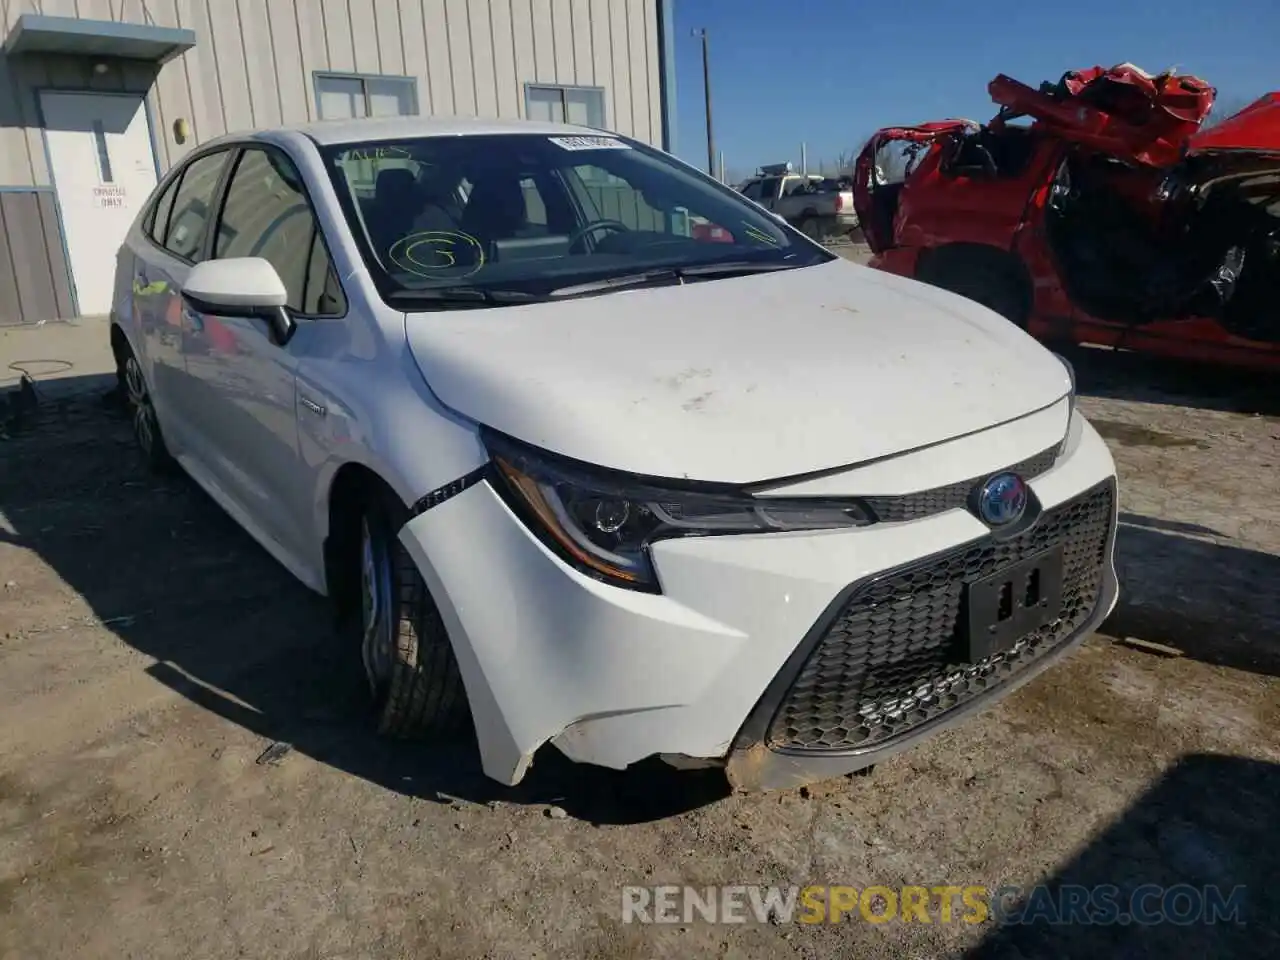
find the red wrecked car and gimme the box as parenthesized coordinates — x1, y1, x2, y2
(854, 64, 1280, 372)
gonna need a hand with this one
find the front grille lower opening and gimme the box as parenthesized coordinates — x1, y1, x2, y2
(766, 482, 1112, 753)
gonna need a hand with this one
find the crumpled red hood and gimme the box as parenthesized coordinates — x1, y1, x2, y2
(989, 63, 1216, 167)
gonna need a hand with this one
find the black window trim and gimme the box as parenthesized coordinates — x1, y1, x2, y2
(209, 143, 348, 321)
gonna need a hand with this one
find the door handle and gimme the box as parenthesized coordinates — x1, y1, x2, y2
(299, 394, 326, 417)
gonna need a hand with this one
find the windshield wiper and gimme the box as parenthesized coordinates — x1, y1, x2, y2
(548, 261, 801, 300)
(387, 287, 544, 308)
(677, 260, 801, 277)
(394, 261, 809, 307)
(548, 268, 682, 299)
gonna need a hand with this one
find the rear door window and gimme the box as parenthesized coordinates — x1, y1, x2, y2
(163, 150, 232, 262)
(567, 163, 665, 232)
(146, 175, 181, 245)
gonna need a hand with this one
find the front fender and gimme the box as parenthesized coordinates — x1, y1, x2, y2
(301, 339, 488, 551)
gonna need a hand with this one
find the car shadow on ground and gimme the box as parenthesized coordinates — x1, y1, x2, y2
(1065, 344, 1279, 418)
(1103, 515, 1280, 678)
(964, 753, 1279, 959)
(0, 383, 729, 825)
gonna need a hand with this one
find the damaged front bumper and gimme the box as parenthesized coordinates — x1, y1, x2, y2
(722, 556, 1118, 792)
(398, 409, 1118, 792)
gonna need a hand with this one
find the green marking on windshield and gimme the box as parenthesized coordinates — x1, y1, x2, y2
(742, 223, 779, 245)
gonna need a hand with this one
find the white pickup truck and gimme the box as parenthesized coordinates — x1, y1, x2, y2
(738, 162, 859, 241)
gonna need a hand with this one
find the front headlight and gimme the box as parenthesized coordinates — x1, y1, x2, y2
(484, 431, 874, 592)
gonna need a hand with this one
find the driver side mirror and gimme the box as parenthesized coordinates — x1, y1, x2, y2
(182, 257, 296, 345)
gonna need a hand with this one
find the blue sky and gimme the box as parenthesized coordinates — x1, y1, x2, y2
(669, 0, 1278, 178)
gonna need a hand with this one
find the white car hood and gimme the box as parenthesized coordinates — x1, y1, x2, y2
(404, 258, 1071, 484)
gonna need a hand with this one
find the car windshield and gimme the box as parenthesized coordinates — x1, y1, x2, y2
(319, 132, 833, 304)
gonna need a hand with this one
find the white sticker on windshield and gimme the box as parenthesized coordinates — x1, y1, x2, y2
(547, 135, 631, 151)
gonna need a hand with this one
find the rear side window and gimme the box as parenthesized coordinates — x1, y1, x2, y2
(163, 150, 231, 261)
(214, 147, 345, 316)
(146, 175, 180, 245)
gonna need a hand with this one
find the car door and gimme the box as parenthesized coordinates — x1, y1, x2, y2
(129, 167, 183, 438)
(131, 148, 236, 454)
(181, 144, 347, 566)
(852, 123, 972, 253)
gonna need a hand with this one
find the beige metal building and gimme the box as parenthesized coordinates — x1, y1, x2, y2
(0, 0, 675, 324)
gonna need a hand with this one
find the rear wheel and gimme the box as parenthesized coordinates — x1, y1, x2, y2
(354, 488, 470, 738)
(800, 217, 821, 241)
(116, 339, 175, 473)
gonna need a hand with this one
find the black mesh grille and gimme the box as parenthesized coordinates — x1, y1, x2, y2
(767, 481, 1113, 753)
(863, 446, 1059, 523)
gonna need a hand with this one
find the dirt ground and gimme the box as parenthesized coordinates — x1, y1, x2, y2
(1, 332, 1278, 958)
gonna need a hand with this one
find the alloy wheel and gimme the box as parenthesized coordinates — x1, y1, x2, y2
(123, 356, 156, 456)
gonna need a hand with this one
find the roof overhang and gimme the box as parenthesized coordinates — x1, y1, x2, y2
(3, 14, 195, 65)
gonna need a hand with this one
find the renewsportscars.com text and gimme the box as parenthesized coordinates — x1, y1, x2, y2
(621, 883, 1247, 926)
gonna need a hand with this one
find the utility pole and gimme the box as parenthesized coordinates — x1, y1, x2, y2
(692, 28, 715, 177)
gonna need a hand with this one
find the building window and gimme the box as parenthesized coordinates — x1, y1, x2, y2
(91, 120, 114, 183)
(525, 84, 606, 129)
(315, 73, 419, 120)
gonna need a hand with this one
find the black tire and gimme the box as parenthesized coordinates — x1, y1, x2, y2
(354, 488, 470, 739)
(924, 255, 1029, 328)
(116, 338, 176, 473)
(800, 217, 821, 241)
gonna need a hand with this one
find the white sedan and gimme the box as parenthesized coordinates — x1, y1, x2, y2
(110, 116, 1119, 792)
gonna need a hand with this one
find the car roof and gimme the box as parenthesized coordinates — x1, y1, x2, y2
(204, 115, 609, 149)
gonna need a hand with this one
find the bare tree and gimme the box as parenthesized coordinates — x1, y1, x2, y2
(831, 149, 856, 175)
(1201, 94, 1255, 129)
(812, 148, 860, 179)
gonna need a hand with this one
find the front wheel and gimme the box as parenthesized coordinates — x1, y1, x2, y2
(355, 490, 471, 739)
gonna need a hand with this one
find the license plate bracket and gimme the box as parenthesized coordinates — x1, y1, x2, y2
(961, 546, 1064, 662)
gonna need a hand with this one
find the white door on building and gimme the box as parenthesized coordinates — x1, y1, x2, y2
(40, 92, 158, 316)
